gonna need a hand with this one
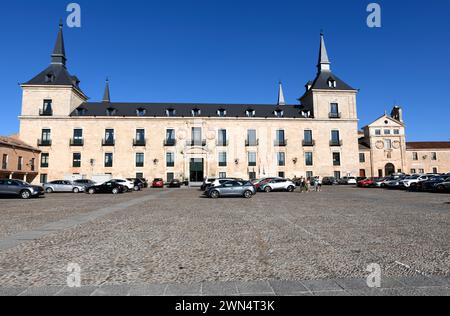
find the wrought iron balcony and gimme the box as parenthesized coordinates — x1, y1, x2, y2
(186, 139, 207, 147)
(330, 140, 343, 147)
(133, 139, 147, 147)
(164, 139, 177, 147)
(70, 138, 84, 147)
(37, 139, 52, 147)
(329, 112, 342, 119)
(216, 140, 229, 147)
(39, 109, 53, 117)
(102, 139, 115, 147)
(302, 140, 316, 147)
(274, 140, 287, 147)
(245, 139, 259, 147)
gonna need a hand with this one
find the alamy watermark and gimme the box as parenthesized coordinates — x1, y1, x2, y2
(366, 263, 382, 288)
(66, 3, 81, 28)
(367, 3, 382, 28)
(67, 263, 82, 288)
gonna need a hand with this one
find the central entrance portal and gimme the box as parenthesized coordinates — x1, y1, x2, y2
(190, 158, 204, 183)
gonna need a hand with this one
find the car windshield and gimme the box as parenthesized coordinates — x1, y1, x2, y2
(406, 176, 419, 180)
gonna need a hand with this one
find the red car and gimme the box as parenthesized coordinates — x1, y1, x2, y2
(357, 178, 375, 188)
(152, 178, 165, 188)
(252, 178, 278, 191)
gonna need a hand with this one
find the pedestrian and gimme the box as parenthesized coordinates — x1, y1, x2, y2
(305, 177, 311, 193)
(317, 176, 323, 192)
(299, 177, 306, 193)
(313, 177, 319, 192)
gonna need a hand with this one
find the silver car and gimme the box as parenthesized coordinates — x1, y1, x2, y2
(207, 180, 256, 199)
(44, 180, 85, 193)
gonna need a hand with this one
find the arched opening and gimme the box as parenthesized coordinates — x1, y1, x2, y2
(385, 163, 395, 176)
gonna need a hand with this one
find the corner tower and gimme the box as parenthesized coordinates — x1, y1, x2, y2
(20, 21, 88, 117)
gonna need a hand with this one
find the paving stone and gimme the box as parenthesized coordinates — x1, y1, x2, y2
(335, 277, 404, 290)
(416, 287, 450, 296)
(56, 286, 97, 296)
(268, 280, 309, 295)
(236, 281, 274, 295)
(91, 285, 130, 296)
(0, 287, 26, 296)
(129, 284, 167, 296)
(396, 276, 445, 288)
(165, 283, 202, 296)
(19, 286, 64, 296)
(202, 282, 238, 296)
(302, 279, 342, 292)
(313, 291, 349, 296)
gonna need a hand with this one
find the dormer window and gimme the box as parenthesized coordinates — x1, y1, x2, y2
(327, 78, 337, 88)
(217, 109, 227, 117)
(136, 108, 146, 117)
(166, 108, 176, 117)
(45, 73, 55, 83)
(274, 109, 284, 118)
(76, 108, 87, 116)
(246, 109, 256, 118)
(106, 107, 117, 116)
(192, 108, 201, 117)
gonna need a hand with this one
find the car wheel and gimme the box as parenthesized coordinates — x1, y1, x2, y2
(88, 188, 96, 195)
(46, 188, 53, 194)
(436, 185, 445, 192)
(73, 188, 80, 194)
(134, 186, 140, 191)
(287, 186, 295, 192)
(112, 188, 120, 195)
(264, 186, 272, 193)
(243, 190, 253, 199)
(210, 191, 220, 199)
(20, 190, 31, 200)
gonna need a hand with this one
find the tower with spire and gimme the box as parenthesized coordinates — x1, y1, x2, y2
(20, 21, 88, 117)
(277, 82, 286, 106)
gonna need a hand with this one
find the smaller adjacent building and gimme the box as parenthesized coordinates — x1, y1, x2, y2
(359, 107, 450, 178)
(0, 136, 40, 183)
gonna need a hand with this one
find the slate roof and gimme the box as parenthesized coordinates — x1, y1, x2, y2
(406, 142, 450, 150)
(71, 102, 307, 118)
(310, 70, 355, 91)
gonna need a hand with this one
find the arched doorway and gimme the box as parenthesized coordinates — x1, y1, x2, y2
(385, 163, 395, 176)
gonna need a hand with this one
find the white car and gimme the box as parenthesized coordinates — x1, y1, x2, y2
(110, 179, 136, 191)
(340, 177, 357, 185)
(400, 175, 430, 189)
(261, 179, 296, 193)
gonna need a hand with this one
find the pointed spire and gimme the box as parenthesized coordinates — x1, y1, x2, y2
(317, 32, 331, 73)
(277, 82, 286, 106)
(51, 19, 67, 66)
(102, 78, 111, 103)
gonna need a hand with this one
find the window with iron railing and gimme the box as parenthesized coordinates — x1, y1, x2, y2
(136, 153, 145, 168)
(41, 153, 49, 168)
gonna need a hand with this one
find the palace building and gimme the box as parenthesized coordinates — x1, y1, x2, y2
(16, 23, 450, 184)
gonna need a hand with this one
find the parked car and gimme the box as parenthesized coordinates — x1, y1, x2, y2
(73, 179, 96, 187)
(201, 178, 217, 191)
(322, 177, 338, 186)
(385, 176, 407, 189)
(126, 178, 145, 191)
(434, 181, 450, 193)
(110, 179, 135, 192)
(210, 178, 244, 189)
(0, 179, 45, 199)
(373, 177, 388, 188)
(419, 176, 450, 192)
(260, 179, 296, 193)
(339, 177, 357, 185)
(400, 175, 430, 190)
(44, 180, 85, 193)
(207, 180, 256, 199)
(252, 178, 279, 191)
(357, 178, 375, 188)
(127, 178, 148, 189)
(85, 181, 126, 195)
(152, 178, 165, 188)
(168, 179, 182, 188)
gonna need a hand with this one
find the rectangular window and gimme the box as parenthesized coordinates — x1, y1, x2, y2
(411, 169, 416, 174)
(192, 127, 202, 146)
(278, 172, 285, 178)
(331, 130, 340, 145)
(2, 154, 8, 169)
(334, 171, 341, 180)
(167, 173, 175, 182)
(40, 174, 48, 184)
(305, 152, 313, 166)
(431, 152, 437, 161)
(413, 152, 418, 161)
(105, 129, 115, 144)
(40, 129, 52, 146)
(419, 169, 425, 174)
(30, 158, 35, 172)
(166, 129, 176, 146)
(136, 129, 145, 142)
(218, 152, 227, 167)
(105, 153, 113, 168)
(219, 172, 227, 179)
(136, 173, 144, 179)
(166, 153, 175, 167)
(359, 153, 366, 163)
(72, 153, 81, 168)
(306, 171, 314, 179)
(247, 130, 257, 146)
(136, 153, 145, 168)
(275, 130, 285, 146)
(41, 153, 49, 168)
(333, 153, 341, 166)
(433, 167, 438, 174)
(329, 103, 340, 118)
(394, 129, 400, 135)
(375, 129, 381, 136)
(248, 152, 257, 167)
(384, 129, 391, 135)
(304, 130, 313, 146)
(277, 152, 286, 166)
(218, 129, 227, 146)
(17, 157, 23, 171)
(249, 172, 257, 180)
(385, 139, 392, 149)
(72, 129, 83, 145)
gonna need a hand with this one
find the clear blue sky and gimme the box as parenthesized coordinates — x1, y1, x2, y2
(1, 0, 449, 141)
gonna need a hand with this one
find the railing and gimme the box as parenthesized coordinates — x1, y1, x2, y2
(133, 139, 147, 147)
(302, 140, 315, 147)
(245, 139, 259, 147)
(37, 139, 52, 147)
(164, 139, 177, 147)
(102, 139, 115, 147)
(39, 109, 53, 116)
(186, 139, 207, 147)
(216, 140, 229, 147)
(41, 163, 49, 168)
(274, 140, 287, 147)
(70, 138, 84, 146)
(329, 112, 342, 119)
(330, 140, 343, 147)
